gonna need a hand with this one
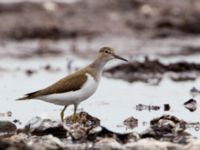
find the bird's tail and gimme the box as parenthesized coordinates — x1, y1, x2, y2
(16, 96, 29, 101)
(16, 90, 40, 101)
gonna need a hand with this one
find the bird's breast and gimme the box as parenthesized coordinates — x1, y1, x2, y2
(79, 73, 98, 100)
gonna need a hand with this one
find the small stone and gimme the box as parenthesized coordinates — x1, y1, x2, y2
(184, 99, 197, 112)
(164, 104, 170, 111)
(151, 105, 160, 111)
(25, 69, 35, 76)
(190, 87, 200, 97)
(123, 116, 138, 129)
(13, 119, 22, 125)
(44, 64, 51, 71)
(136, 104, 145, 111)
(6, 111, 12, 117)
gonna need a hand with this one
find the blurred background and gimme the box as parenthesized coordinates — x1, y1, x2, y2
(1, 0, 200, 137)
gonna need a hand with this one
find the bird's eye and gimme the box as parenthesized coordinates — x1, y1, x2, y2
(105, 50, 108, 53)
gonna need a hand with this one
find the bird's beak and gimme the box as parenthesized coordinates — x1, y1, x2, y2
(113, 54, 128, 62)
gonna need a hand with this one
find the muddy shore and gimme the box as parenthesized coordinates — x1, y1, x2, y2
(105, 58, 200, 84)
(0, 113, 200, 150)
(0, 0, 200, 40)
(1, 0, 200, 150)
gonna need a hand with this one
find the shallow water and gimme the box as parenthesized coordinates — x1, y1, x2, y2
(1, 55, 200, 138)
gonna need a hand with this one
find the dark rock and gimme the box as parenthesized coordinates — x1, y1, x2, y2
(164, 104, 171, 111)
(150, 115, 187, 131)
(2, 113, 199, 150)
(63, 112, 100, 140)
(23, 116, 67, 138)
(123, 116, 138, 129)
(64, 112, 100, 129)
(63, 112, 139, 143)
(13, 119, 22, 125)
(184, 99, 197, 112)
(105, 59, 200, 83)
(0, 121, 17, 138)
(141, 115, 192, 144)
(88, 126, 139, 144)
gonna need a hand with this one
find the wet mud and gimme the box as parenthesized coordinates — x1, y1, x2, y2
(0, 0, 200, 40)
(105, 58, 200, 84)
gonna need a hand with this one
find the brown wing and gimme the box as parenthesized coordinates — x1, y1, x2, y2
(17, 71, 87, 100)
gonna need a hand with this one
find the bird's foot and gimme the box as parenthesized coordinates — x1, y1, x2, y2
(72, 114, 79, 123)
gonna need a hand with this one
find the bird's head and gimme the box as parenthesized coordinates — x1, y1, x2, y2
(98, 47, 128, 62)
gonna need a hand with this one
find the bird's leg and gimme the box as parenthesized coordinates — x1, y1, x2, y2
(72, 104, 78, 122)
(60, 105, 67, 123)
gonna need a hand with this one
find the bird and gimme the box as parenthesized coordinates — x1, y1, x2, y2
(17, 47, 128, 122)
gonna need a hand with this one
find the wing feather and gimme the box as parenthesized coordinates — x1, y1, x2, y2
(16, 71, 87, 100)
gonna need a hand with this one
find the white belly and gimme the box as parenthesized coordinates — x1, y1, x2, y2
(38, 73, 98, 106)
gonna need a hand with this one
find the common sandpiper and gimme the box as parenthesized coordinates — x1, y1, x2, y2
(17, 47, 128, 122)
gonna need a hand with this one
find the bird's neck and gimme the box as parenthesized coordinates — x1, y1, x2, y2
(89, 56, 108, 71)
(86, 56, 108, 81)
